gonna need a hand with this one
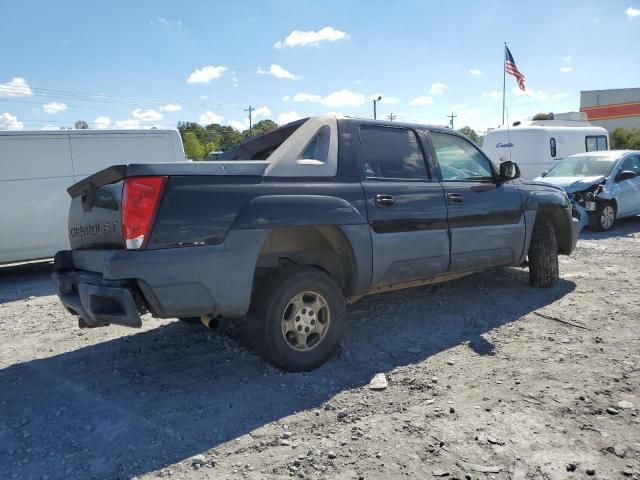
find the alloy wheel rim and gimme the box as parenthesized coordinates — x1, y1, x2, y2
(281, 291, 331, 352)
(601, 206, 615, 229)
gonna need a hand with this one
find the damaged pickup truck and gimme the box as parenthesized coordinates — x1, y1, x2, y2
(536, 150, 640, 231)
(54, 116, 579, 371)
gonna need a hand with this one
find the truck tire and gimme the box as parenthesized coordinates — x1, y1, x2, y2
(589, 202, 616, 231)
(528, 220, 559, 288)
(247, 266, 346, 372)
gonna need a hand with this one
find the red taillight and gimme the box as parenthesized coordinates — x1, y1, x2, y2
(121, 176, 166, 249)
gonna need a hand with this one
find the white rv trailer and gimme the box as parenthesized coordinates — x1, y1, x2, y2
(0, 129, 185, 265)
(482, 112, 609, 180)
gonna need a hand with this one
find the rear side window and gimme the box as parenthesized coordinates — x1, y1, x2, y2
(585, 135, 608, 152)
(359, 126, 429, 179)
(550, 138, 557, 157)
(430, 131, 494, 181)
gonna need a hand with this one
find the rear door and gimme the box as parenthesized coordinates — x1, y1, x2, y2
(614, 154, 640, 217)
(356, 125, 449, 287)
(428, 130, 525, 273)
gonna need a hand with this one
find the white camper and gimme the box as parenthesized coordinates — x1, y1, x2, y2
(0, 129, 185, 265)
(482, 112, 609, 180)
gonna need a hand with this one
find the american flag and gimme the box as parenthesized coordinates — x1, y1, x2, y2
(505, 46, 526, 91)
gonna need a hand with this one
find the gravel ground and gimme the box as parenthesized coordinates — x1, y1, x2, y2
(1, 218, 639, 480)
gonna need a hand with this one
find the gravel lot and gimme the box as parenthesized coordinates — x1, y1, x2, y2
(1, 219, 639, 480)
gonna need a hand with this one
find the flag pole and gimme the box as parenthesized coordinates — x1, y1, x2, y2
(502, 42, 506, 126)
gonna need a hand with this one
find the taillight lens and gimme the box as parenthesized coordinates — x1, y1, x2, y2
(121, 176, 166, 249)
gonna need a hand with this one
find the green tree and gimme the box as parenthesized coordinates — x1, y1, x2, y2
(244, 119, 278, 139)
(182, 132, 205, 160)
(458, 126, 480, 144)
(74, 120, 89, 129)
(611, 127, 640, 149)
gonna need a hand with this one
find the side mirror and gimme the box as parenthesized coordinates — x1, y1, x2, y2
(616, 170, 638, 182)
(499, 160, 521, 181)
(541, 170, 548, 177)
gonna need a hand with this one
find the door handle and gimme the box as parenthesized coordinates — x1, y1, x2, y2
(447, 193, 464, 204)
(375, 194, 395, 207)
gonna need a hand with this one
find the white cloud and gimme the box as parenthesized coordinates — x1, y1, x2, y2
(42, 102, 68, 114)
(368, 94, 400, 104)
(626, 6, 640, 17)
(0, 112, 23, 130)
(469, 69, 482, 76)
(409, 96, 434, 106)
(94, 116, 111, 129)
(293, 89, 366, 108)
(0, 77, 32, 97)
(560, 66, 574, 73)
(131, 109, 163, 121)
(160, 103, 182, 112)
(429, 82, 448, 95)
(562, 56, 572, 62)
(187, 65, 227, 84)
(114, 119, 140, 129)
(252, 106, 272, 119)
(199, 111, 224, 124)
(282, 95, 290, 101)
(483, 90, 501, 100)
(257, 64, 300, 80)
(228, 119, 249, 131)
(277, 111, 302, 125)
(274, 26, 349, 49)
(232, 77, 239, 88)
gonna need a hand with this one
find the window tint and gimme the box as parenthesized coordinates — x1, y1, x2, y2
(360, 126, 428, 179)
(585, 135, 608, 152)
(430, 132, 494, 181)
(550, 138, 557, 157)
(619, 155, 640, 174)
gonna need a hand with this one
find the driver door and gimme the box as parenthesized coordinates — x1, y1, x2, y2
(614, 154, 640, 217)
(428, 131, 526, 273)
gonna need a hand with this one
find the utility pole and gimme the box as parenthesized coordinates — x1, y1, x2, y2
(387, 113, 396, 121)
(373, 96, 382, 120)
(244, 105, 254, 135)
(447, 113, 457, 130)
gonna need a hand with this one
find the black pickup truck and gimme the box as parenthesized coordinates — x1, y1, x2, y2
(54, 116, 580, 371)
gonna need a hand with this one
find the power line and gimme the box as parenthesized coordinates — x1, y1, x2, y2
(387, 113, 396, 121)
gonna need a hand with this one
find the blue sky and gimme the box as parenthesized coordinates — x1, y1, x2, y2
(1, 0, 639, 133)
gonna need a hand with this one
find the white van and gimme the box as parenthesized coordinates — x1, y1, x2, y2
(0, 129, 185, 264)
(482, 112, 609, 180)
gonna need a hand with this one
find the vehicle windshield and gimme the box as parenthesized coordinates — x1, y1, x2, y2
(545, 155, 617, 178)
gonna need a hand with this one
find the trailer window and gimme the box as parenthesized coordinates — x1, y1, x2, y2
(550, 138, 557, 158)
(585, 135, 608, 152)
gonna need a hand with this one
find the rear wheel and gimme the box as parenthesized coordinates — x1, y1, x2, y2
(247, 266, 346, 372)
(528, 220, 559, 288)
(589, 202, 616, 231)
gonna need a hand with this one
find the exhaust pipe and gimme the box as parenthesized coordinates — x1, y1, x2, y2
(200, 314, 220, 329)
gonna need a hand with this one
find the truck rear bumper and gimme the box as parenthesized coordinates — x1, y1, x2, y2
(53, 229, 269, 327)
(53, 267, 142, 328)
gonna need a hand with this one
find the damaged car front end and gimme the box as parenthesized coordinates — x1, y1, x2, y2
(535, 151, 640, 231)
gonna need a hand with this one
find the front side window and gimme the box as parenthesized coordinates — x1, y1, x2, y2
(430, 131, 494, 181)
(586, 135, 608, 152)
(360, 126, 429, 179)
(550, 138, 557, 157)
(619, 155, 640, 175)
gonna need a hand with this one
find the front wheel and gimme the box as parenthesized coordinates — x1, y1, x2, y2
(589, 202, 616, 231)
(528, 220, 559, 288)
(247, 266, 346, 372)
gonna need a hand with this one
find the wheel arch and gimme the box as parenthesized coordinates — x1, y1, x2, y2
(254, 225, 366, 297)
